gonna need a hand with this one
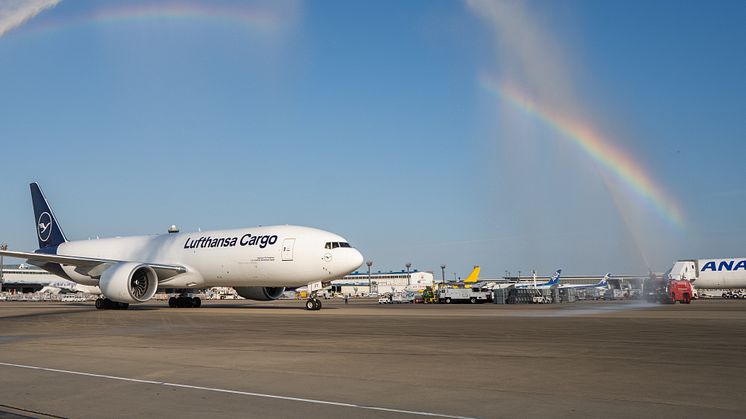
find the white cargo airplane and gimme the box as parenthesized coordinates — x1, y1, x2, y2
(0, 183, 364, 311)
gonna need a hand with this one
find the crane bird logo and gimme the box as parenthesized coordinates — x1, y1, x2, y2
(37, 212, 53, 242)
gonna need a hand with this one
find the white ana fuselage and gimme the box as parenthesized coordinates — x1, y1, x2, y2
(58, 225, 363, 290)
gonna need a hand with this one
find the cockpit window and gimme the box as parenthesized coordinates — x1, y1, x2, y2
(325, 241, 352, 249)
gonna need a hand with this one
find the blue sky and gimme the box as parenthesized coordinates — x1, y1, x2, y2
(0, 0, 744, 279)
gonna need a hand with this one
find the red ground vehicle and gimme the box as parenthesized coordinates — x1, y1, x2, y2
(645, 278, 693, 304)
(661, 279, 692, 304)
(666, 280, 693, 304)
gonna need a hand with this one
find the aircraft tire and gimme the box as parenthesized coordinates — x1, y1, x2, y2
(192, 297, 201, 308)
(168, 297, 177, 308)
(305, 299, 316, 310)
(470, 297, 476, 304)
(314, 299, 322, 310)
(445, 298, 451, 304)
(95, 299, 103, 309)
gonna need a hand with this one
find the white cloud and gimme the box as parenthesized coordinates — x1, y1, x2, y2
(0, 0, 60, 38)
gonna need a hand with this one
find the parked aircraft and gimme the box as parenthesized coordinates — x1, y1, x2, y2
(514, 269, 562, 289)
(559, 273, 611, 290)
(462, 266, 481, 284)
(0, 183, 363, 311)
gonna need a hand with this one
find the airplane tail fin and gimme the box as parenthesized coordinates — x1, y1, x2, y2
(548, 269, 562, 285)
(30, 182, 67, 249)
(463, 266, 480, 283)
(599, 273, 611, 287)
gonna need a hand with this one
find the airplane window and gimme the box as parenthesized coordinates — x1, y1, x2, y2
(332, 242, 339, 249)
(340, 242, 351, 248)
(324, 242, 331, 249)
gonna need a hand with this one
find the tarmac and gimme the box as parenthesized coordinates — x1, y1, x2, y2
(1, 298, 745, 418)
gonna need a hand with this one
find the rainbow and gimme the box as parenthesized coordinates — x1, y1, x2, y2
(14, 1, 284, 37)
(479, 74, 684, 229)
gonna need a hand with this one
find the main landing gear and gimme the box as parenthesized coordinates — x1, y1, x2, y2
(95, 298, 129, 310)
(168, 295, 202, 308)
(305, 298, 322, 311)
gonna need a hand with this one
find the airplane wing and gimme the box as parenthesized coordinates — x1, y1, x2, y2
(0, 249, 187, 281)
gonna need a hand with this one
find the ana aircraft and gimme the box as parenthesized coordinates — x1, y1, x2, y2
(0, 183, 364, 310)
(558, 273, 611, 290)
(514, 269, 562, 289)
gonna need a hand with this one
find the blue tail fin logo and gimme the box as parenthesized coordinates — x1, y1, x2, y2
(599, 273, 611, 287)
(30, 183, 67, 249)
(548, 269, 562, 285)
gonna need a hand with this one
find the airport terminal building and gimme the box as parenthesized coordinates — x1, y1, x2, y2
(0, 265, 65, 293)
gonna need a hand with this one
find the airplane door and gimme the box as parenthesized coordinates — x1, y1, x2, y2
(282, 238, 295, 261)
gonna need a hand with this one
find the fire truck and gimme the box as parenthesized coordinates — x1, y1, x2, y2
(644, 276, 693, 304)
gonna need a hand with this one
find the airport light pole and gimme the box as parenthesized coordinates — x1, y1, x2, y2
(0, 243, 6, 291)
(366, 260, 372, 294)
(440, 264, 446, 285)
(405, 263, 411, 286)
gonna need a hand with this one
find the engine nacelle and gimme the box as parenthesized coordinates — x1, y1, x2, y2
(234, 286, 285, 301)
(99, 262, 158, 304)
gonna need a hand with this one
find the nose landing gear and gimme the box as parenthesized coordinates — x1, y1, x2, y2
(305, 298, 322, 311)
(304, 280, 330, 311)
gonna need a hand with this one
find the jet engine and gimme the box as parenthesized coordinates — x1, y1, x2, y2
(234, 286, 285, 301)
(99, 262, 158, 304)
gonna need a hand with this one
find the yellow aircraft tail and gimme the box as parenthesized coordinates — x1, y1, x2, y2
(463, 266, 480, 283)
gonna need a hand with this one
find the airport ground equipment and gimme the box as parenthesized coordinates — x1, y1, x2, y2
(422, 286, 436, 303)
(668, 258, 746, 290)
(492, 287, 511, 304)
(532, 294, 551, 304)
(722, 290, 744, 299)
(438, 287, 492, 304)
(558, 288, 577, 303)
(391, 292, 412, 304)
(603, 288, 630, 300)
(644, 277, 693, 304)
(506, 288, 547, 304)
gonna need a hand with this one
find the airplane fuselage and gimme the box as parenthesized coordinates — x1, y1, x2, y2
(56, 225, 363, 289)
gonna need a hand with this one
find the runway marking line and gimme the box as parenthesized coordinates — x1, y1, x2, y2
(0, 361, 476, 419)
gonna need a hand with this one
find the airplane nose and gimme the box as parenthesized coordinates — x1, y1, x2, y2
(349, 249, 364, 271)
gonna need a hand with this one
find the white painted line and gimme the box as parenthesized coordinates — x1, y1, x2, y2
(0, 361, 477, 419)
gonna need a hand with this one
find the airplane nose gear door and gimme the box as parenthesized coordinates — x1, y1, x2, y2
(282, 238, 295, 261)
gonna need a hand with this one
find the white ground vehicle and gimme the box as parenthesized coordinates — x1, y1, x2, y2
(378, 295, 391, 304)
(390, 293, 411, 304)
(438, 288, 492, 304)
(532, 295, 552, 304)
